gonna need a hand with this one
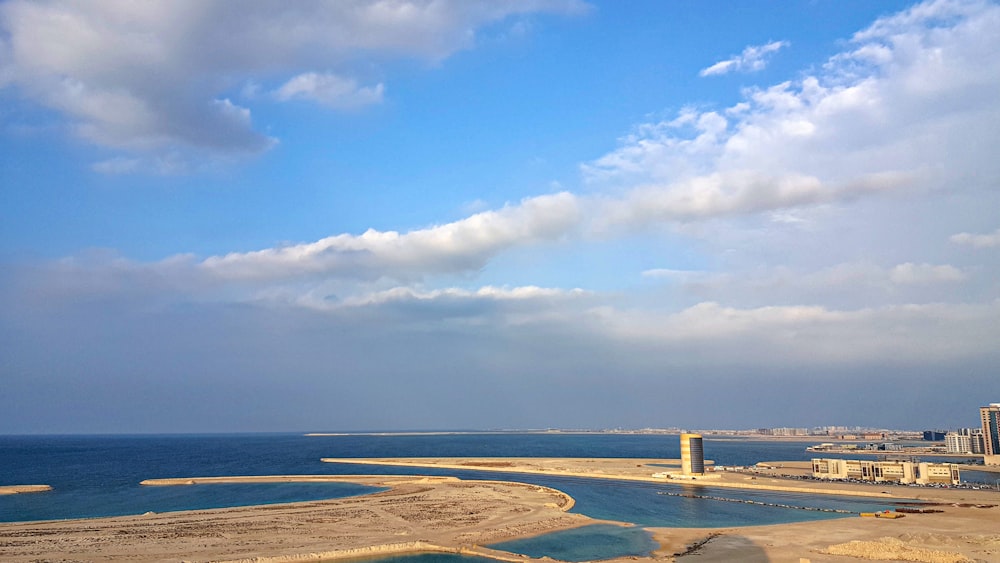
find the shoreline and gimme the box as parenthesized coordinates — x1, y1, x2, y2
(321, 457, 918, 500)
(0, 485, 52, 495)
(139, 474, 577, 513)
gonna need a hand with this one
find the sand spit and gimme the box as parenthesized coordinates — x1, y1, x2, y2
(0, 485, 51, 495)
(0, 475, 590, 563)
(322, 457, 944, 500)
(140, 474, 450, 487)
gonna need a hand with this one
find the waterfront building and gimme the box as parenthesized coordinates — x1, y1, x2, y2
(680, 433, 705, 475)
(916, 462, 961, 486)
(811, 458, 959, 485)
(923, 430, 946, 441)
(982, 403, 1000, 465)
(971, 431, 986, 455)
(770, 427, 809, 436)
(945, 432, 972, 454)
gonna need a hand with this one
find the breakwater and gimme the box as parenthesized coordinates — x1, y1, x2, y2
(657, 491, 856, 514)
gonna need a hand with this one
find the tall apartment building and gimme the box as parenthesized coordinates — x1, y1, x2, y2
(982, 403, 1000, 464)
(945, 432, 972, 454)
(959, 427, 987, 455)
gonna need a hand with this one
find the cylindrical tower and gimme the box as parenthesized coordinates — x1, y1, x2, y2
(680, 433, 705, 475)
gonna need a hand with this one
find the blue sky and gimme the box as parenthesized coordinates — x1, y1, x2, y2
(2, 0, 998, 433)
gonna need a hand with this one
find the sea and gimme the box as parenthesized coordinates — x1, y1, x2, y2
(0, 433, 992, 561)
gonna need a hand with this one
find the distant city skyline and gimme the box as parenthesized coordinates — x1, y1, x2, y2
(2, 0, 998, 433)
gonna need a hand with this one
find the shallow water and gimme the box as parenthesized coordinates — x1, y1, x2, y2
(488, 524, 658, 561)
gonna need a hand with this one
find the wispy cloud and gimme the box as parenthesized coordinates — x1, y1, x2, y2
(199, 192, 582, 282)
(699, 40, 789, 77)
(951, 228, 1000, 248)
(889, 262, 967, 284)
(274, 72, 384, 109)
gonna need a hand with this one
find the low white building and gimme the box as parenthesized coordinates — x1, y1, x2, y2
(811, 458, 960, 485)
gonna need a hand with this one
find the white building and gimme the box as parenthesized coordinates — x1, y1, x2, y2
(945, 432, 972, 454)
(811, 458, 960, 485)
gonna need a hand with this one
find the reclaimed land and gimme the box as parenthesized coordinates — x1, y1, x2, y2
(0, 475, 595, 563)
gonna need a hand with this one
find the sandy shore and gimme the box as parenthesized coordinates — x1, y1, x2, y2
(0, 475, 593, 562)
(651, 504, 1000, 562)
(322, 457, 1000, 502)
(0, 485, 51, 495)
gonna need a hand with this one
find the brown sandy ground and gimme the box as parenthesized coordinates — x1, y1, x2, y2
(651, 505, 1000, 563)
(0, 485, 51, 495)
(0, 475, 595, 563)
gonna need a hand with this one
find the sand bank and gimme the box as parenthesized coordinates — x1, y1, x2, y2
(322, 457, 961, 500)
(0, 475, 591, 562)
(651, 503, 1000, 562)
(0, 485, 51, 495)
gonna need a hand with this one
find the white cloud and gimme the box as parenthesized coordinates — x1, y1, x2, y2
(274, 72, 384, 109)
(0, 0, 585, 158)
(699, 40, 789, 77)
(584, 0, 1000, 233)
(200, 192, 582, 282)
(889, 262, 967, 284)
(598, 170, 904, 227)
(293, 284, 588, 311)
(951, 228, 1000, 248)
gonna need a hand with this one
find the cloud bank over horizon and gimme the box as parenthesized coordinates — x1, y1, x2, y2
(1, 0, 998, 433)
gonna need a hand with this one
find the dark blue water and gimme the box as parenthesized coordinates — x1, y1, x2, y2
(0, 433, 912, 527)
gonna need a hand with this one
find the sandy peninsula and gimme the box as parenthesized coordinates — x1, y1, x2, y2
(322, 457, 1000, 502)
(0, 475, 592, 563)
(0, 485, 51, 495)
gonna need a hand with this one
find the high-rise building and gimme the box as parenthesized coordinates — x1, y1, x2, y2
(959, 428, 987, 454)
(981, 403, 1000, 464)
(680, 433, 705, 475)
